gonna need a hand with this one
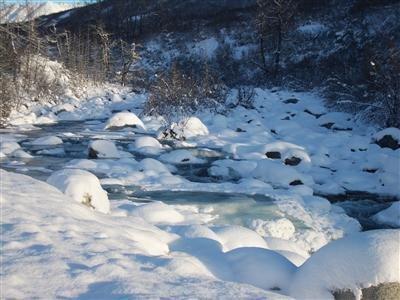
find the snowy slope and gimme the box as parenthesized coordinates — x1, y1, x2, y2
(0, 1, 78, 23)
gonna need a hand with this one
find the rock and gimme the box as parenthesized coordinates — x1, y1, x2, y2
(88, 140, 120, 158)
(283, 98, 299, 104)
(333, 283, 400, 300)
(284, 156, 302, 166)
(373, 128, 400, 150)
(104, 112, 146, 131)
(321, 122, 334, 129)
(266, 151, 281, 159)
(376, 135, 399, 150)
(289, 180, 303, 186)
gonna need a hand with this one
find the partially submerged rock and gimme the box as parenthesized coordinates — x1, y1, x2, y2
(88, 140, 120, 158)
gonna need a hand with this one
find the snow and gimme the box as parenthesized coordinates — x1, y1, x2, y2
(47, 169, 110, 214)
(162, 117, 209, 140)
(104, 111, 146, 131)
(1, 169, 292, 299)
(213, 225, 269, 251)
(88, 139, 122, 159)
(374, 127, 400, 142)
(373, 202, 400, 227)
(250, 218, 296, 240)
(289, 230, 400, 299)
(159, 149, 206, 165)
(131, 202, 185, 224)
(30, 135, 63, 146)
(129, 136, 163, 155)
(297, 22, 328, 36)
(0, 2, 78, 23)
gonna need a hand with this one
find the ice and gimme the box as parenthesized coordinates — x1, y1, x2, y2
(47, 169, 110, 213)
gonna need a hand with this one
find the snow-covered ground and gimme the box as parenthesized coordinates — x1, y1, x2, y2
(0, 1, 79, 23)
(1, 87, 399, 298)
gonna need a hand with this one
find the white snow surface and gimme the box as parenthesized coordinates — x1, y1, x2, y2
(30, 135, 63, 146)
(0, 2, 78, 23)
(373, 201, 400, 227)
(104, 111, 146, 131)
(88, 139, 122, 158)
(47, 169, 110, 213)
(289, 229, 400, 299)
(1, 169, 293, 299)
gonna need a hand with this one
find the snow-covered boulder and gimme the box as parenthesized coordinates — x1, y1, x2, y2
(104, 112, 146, 131)
(129, 136, 163, 155)
(253, 159, 313, 187)
(373, 202, 400, 228)
(213, 225, 269, 251)
(31, 136, 63, 146)
(158, 117, 209, 140)
(289, 230, 400, 299)
(373, 128, 400, 150)
(88, 140, 120, 158)
(0, 141, 20, 155)
(9, 149, 33, 158)
(159, 149, 206, 165)
(226, 247, 296, 292)
(131, 202, 184, 224)
(47, 169, 110, 213)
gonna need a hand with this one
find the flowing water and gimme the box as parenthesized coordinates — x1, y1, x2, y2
(0, 120, 396, 230)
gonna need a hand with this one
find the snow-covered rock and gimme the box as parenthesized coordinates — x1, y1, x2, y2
(104, 112, 146, 131)
(31, 136, 63, 146)
(213, 225, 269, 252)
(226, 247, 296, 292)
(88, 140, 121, 159)
(129, 136, 163, 155)
(131, 202, 184, 224)
(290, 230, 400, 299)
(0, 141, 20, 155)
(159, 117, 209, 140)
(47, 169, 110, 213)
(253, 159, 314, 187)
(159, 149, 206, 165)
(373, 202, 400, 228)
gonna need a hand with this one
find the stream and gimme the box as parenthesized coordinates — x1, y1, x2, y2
(0, 120, 396, 231)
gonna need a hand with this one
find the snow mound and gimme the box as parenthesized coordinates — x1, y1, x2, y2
(213, 225, 269, 251)
(31, 136, 63, 146)
(0, 142, 20, 155)
(104, 112, 146, 131)
(159, 149, 206, 165)
(132, 202, 185, 224)
(290, 230, 400, 299)
(47, 169, 110, 214)
(253, 159, 313, 187)
(226, 247, 296, 292)
(88, 140, 121, 159)
(130, 136, 163, 155)
(373, 202, 400, 227)
(160, 117, 209, 140)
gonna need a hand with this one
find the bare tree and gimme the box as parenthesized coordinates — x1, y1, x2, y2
(256, 0, 297, 78)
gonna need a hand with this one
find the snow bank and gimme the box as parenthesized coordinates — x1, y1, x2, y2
(131, 202, 185, 224)
(31, 136, 63, 146)
(47, 169, 110, 213)
(159, 117, 209, 140)
(373, 202, 400, 227)
(290, 230, 400, 299)
(213, 225, 269, 251)
(104, 112, 146, 131)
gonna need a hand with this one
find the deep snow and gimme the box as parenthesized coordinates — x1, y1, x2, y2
(1, 86, 399, 298)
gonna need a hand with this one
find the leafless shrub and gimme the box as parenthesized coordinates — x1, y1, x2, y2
(237, 86, 256, 109)
(143, 61, 226, 124)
